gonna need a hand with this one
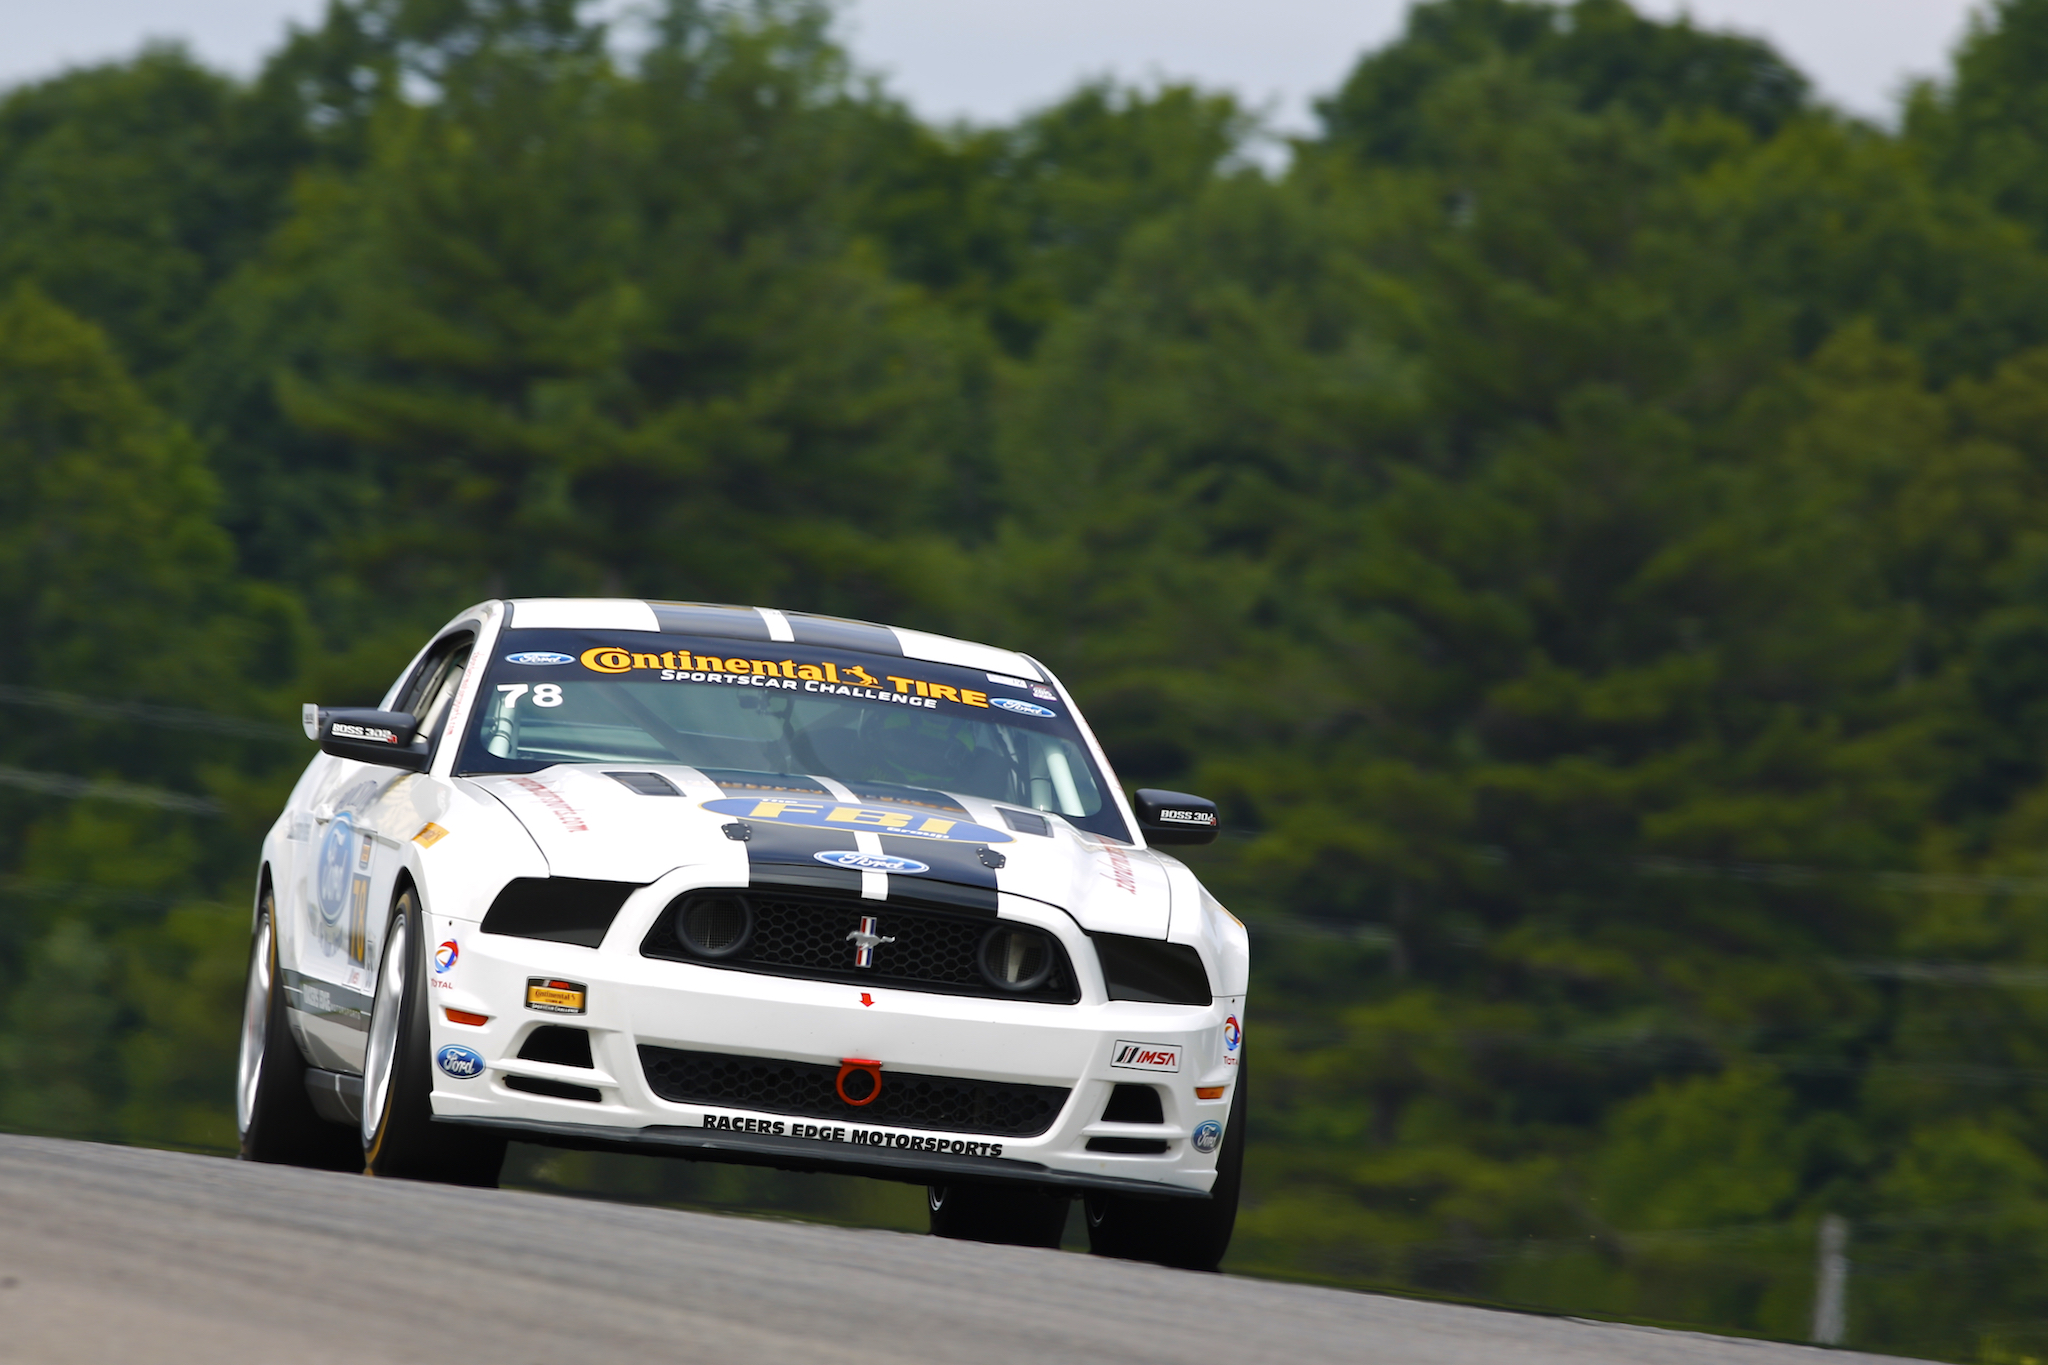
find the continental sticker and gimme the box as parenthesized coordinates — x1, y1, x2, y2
(526, 977, 587, 1014)
(702, 797, 1012, 845)
(576, 646, 1002, 713)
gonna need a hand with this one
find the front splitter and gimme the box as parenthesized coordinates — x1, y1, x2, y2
(437, 1114, 1209, 1200)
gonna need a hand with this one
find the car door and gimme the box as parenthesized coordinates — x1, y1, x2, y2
(287, 632, 475, 1073)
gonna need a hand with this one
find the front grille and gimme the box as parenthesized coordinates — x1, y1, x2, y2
(641, 889, 1079, 1003)
(640, 1046, 1069, 1138)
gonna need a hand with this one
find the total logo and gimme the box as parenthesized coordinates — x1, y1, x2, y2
(434, 940, 459, 973)
(814, 850, 930, 875)
(1110, 1040, 1181, 1073)
(991, 697, 1056, 719)
(436, 1044, 486, 1079)
(1223, 1015, 1241, 1058)
(1192, 1121, 1223, 1154)
(504, 652, 575, 665)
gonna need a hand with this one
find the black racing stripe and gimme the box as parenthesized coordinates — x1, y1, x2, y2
(784, 614, 902, 655)
(843, 781, 967, 813)
(703, 769, 833, 797)
(742, 820, 865, 894)
(881, 834, 999, 913)
(647, 601, 772, 641)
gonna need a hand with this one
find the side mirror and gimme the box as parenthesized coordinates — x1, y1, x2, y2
(1132, 788, 1220, 846)
(304, 704, 429, 772)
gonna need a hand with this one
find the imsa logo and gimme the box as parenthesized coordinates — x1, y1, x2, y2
(1110, 1040, 1180, 1073)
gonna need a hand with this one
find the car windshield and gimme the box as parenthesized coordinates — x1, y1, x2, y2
(457, 629, 1130, 841)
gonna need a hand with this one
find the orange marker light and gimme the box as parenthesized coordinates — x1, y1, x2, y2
(1195, 1086, 1226, 1100)
(444, 1008, 489, 1026)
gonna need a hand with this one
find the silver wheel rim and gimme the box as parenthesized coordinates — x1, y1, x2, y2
(235, 911, 273, 1137)
(361, 909, 409, 1148)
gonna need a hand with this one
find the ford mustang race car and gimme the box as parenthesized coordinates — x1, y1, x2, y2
(236, 599, 1247, 1267)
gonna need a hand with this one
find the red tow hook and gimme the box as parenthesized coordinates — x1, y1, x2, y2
(836, 1058, 883, 1107)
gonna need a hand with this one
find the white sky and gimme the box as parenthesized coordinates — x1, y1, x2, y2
(0, 0, 1987, 131)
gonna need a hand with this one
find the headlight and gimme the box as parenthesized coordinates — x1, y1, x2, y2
(978, 925, 1054, 992)
(676, 894, 753, 958)
(1093, 933, 1212, 1004)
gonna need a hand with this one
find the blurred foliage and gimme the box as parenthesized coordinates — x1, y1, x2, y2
(9, 0, 2048, 1356)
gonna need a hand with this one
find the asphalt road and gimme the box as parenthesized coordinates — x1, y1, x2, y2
(0, 1134, 1916, 1365)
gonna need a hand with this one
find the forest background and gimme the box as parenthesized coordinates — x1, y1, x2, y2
(7, 0, 2048, 1355)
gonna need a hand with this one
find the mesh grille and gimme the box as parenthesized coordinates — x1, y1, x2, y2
(640, 1046, 1068, 1138)
(641, 889, 1078, 1003)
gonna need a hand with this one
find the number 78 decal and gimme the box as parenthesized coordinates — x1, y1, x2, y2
(497, 683, 563, 707)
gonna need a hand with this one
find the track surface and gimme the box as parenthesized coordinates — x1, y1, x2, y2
(0, 1134, 1915, 1365)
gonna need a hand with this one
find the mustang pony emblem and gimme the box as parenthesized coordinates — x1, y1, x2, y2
(846, 916, 895, 968)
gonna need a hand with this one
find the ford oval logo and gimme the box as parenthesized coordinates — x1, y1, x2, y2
(1192, 1120, 1223, 1153)
(991, 697, 1056, 718)
(436, 1044, 486, 1079)
(504, 651, 575, 665)
(814, 850, 930, 875)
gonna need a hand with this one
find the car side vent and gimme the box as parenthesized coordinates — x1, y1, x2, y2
(1085, 1137, 1170, 1155)
(518, 1026, 594, 1069)
(606, 771, 680, 796)
(482, 878, 640, 948)
(998, 808, 1052, 837)
(1093, 934, 1212, 1005)
(506, 1076, 602, 1103)
(1102, 1083, 1164, 1124)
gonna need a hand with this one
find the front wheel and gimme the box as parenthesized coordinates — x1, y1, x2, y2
(927, 1183, 1068, 1248)
(360, 888, 505, 1186)
(237, 888, 361, 1170)
(1085, 1061, 1247, 1271)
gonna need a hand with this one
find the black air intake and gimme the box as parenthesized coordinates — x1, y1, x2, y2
(482, 878, 640, 947)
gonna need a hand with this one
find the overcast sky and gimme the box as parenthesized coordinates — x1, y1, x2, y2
(0, 0, 1986, 132)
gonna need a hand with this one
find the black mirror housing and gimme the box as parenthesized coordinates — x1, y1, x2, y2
(304, 704, 429, 772)
(1132, 788, 1220, 845)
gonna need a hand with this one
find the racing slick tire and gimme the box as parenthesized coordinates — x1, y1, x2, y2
(1085, 1060, 1246, 1271)
(927, 1183, 1069, 1248)
(361, 887, 505, 1187)
(237, 887, 362, 1171)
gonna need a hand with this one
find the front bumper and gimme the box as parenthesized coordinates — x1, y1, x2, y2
(423, 870, 1244, 1197)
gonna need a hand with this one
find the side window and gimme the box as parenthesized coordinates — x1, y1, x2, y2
(396, 634, 474, 752)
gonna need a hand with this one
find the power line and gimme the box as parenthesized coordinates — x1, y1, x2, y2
(0, 684, 298, 743)
(0, 765, 223, 815)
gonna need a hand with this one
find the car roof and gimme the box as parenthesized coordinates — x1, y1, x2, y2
(500, 598, 1045, 683)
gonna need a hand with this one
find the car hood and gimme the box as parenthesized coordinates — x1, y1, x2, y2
(463, 765, 1173, 938)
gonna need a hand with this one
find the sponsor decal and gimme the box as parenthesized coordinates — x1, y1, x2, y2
(1031, 684, 1057, 701)
(1192, 1121, 1223, 1154)
(331, 721, 400, 743)
(846, 915, 897, 968)
(526, 977, 587, 1014)
(990, 697, 1056, 718)
(412, 821, 449, 847)
(814, 850, 929, 875)
(697, 1111, 1004, 1158)
(1111, 1041, 1181, 1073)
(986, 672, 1031, 689)
(509, 776, 588, 833)
(315, 815, 354, 929)
(434, 940, 459, 974)
(701, 797, 1012, 845)
(578, 646, 1001, 714)
(436, 1044, 486, 1079)
(1099, 842, 1137, 895)
(504, 651, 575, 665)
(1158, 808, 1218, 826)
(1224, 1015, 1241, 1053)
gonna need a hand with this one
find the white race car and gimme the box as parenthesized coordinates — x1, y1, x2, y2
(237, 599, 1247, 1267)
